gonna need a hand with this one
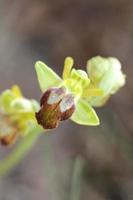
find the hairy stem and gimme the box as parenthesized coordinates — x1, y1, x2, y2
(0, 126, 42, 177)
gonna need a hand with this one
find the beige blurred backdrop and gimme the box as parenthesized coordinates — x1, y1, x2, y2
(0, 1, 133, 200)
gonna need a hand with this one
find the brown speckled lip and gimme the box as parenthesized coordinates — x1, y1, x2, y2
(36, 87, 75, 130)
(40, 87, 66, 106)
(59, 94, 75, 121)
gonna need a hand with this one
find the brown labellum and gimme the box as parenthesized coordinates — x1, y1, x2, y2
(0, 112, 18, 146)
(40, 87, 66, 107)
(36, 87, 75, 129)
(0, 132, 17, 146)
(59, 94, 75, 121)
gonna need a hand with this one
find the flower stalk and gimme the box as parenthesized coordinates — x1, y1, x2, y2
(0, 126, 42, 177)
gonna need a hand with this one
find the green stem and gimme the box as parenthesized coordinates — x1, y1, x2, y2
(70, 157, 84, 200)
(0, 126, 42, 177)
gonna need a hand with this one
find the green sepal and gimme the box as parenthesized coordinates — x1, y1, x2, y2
(35, 61, 62, 92)
(71, 98, 99, 126)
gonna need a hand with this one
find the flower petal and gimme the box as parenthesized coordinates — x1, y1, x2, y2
(35, 61, 62, 92)
(82, 88, 104, 98)
(71, 98, 99, 126)
(11, 85, 23, 97)
(62, 57, 74, 80)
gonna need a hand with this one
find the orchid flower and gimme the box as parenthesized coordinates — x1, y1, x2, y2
(35, 57, 104, 129)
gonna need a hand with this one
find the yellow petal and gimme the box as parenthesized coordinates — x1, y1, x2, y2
(11, 85, 23, 97)
(62, 57, 74, 80)
(83, 88, 104, 98)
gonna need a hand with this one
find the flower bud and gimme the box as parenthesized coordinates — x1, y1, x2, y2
(87, 56, 109, 82)
(87, 56, 126, 106)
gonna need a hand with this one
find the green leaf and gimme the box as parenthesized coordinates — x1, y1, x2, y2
(71, 98, 99, 126)
(35, 61, 62, 92)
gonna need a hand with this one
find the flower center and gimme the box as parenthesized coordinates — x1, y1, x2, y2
(63, 69, 90, 98)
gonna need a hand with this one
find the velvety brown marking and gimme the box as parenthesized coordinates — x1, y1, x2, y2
(36, 87, 75, 129)
(59, 94, 75, 121)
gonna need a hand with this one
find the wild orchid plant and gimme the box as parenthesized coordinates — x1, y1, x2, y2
(0, 56, 125, 176)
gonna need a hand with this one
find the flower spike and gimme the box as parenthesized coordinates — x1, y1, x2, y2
(35, 56, 125, 129)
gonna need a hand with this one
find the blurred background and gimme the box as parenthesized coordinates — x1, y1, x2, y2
(0, 0, 133, 199)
